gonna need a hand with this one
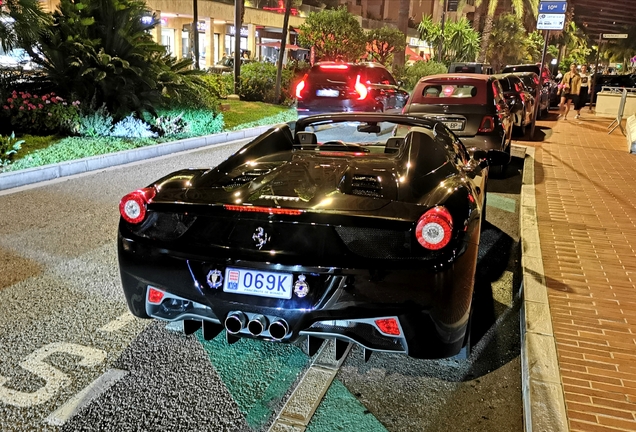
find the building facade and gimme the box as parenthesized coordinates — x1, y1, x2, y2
(39, 0, 475, 67)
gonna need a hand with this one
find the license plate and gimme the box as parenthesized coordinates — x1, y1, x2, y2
(316, 89, 339, 97)
(223, 267, 293, 299)
(442, 121, 464, 131)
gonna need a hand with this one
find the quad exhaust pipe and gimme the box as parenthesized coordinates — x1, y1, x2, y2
(268, 319, 289, 341)
(248, 315, 268, 336)
(225, 312, 289, 340)
(225, 312, 247, 334)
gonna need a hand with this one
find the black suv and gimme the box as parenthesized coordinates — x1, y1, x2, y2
(295, 62, 409, 117)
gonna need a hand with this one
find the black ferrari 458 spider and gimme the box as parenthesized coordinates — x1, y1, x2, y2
(117, 113, 508, 360)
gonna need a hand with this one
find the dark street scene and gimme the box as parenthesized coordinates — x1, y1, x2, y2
(1, 0, 635, 431)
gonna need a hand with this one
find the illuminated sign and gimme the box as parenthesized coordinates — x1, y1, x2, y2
(229, 26, 249, 37)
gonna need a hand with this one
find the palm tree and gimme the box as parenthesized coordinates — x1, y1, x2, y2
(477, 0, 539, 62)
(0, 0, 50, 52)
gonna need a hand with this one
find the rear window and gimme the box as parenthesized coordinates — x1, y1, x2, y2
(502, 65, 540, 75)
(519, 75, 537, 89)
(308, 66, 355, 84)
(452, 66, 477, 73)
(498, 78, 511, 91)
(307, 65, 395, 86)
(412, 80, 487, 104)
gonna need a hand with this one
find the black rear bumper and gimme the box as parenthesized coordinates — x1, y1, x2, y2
(118, 232, 478, 359)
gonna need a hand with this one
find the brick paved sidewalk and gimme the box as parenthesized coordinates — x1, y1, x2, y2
(527, 113, 636, 431)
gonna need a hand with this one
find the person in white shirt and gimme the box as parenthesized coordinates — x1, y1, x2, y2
(576, 65, 590, 118)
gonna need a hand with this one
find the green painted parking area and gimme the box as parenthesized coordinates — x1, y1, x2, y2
(197, 331, 387, 431)
(197, 332, 310, 429)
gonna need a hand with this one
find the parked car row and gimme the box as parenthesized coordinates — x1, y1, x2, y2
(294, 61, 555, 159)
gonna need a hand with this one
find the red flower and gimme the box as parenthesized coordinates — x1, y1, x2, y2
(2, 105, 8, 110)
(38, 104, 43, 109)
(19, 106, 24, 110)
(42, 95, 47, 101)
(7, 98, 13, 103)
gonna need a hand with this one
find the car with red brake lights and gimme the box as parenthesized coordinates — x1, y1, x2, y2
(117, 113, 508, 360)
(295, 62, 409, 117)
(401, 74, 512, 169)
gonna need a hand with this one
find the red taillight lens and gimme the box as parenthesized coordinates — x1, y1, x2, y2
(119, 187, 156, 224)
(354, 75, 368, 100)
(533, 76, 540, 85)
(415, 206, 453, 250)
(519, 92, 526, 103)
(375, 318, 401, 336)
(320, 64, 348, 70)
(223, 204, 303, 216)
(296, 74, 307, 99)
(478, 116, 495, 133)
(147, 287, 164, 304)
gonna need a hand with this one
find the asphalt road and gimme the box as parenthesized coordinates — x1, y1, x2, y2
(0, 136, 524, 431)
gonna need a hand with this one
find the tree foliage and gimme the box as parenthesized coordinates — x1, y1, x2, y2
(605, 25, 636, 72)
(418, 16, 479, 65)
(297, 7, 366, 62)
(485, 13, 528, 72)
(366, 26, 406, 67)
(0, 0, 50, 51)
(25, 0, 209, 119)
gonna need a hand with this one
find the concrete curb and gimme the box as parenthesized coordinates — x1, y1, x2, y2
(519, 146, 569, 432)
(0, 125, 277, 191)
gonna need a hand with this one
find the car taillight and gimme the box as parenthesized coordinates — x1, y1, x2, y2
(375, 318, 401, 336)
(296, 74, 307, 99)
(354, 75, 368, 100)
(147, 287, 164, 304)
(478, 116, 495, 133)
(223, 204, 303, 215)
(119, 187, 156, 224)
(533, 76, 540, 85)
(519, 92, 526, 103)
(415, 206, 453, 250)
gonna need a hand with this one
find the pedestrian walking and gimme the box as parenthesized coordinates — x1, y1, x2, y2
(558, 63, 581, 120)
(575, 65, 590, 118)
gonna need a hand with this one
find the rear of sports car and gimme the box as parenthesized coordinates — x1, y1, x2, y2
(117, 129, 483, 360)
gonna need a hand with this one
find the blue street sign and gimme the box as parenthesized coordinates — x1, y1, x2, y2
(539, 1, 567, 13)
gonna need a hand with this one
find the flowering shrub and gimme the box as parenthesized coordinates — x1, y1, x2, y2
(2, 90, 81, 134)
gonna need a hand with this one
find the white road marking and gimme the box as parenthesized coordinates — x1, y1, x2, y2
(44, 369, 127, 426)
(0, 343, 106, 407)
(99, 312, 136, 332)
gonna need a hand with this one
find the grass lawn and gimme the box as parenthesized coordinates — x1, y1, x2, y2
(3, 101, 296, 173)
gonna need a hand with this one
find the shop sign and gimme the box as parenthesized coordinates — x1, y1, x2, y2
(229, 26, 249, 37)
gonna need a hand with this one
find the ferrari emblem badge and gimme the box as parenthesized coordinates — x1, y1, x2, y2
(206, 269, 223, 289)
(294, 274, 309, 298)
(252, 227, 270, 250)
